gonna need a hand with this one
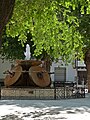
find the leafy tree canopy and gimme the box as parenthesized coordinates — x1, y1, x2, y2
(5, 0, 90, 62)
(0, 32, 35, 60)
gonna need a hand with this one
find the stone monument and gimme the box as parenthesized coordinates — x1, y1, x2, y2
(4, 44, 51, 88)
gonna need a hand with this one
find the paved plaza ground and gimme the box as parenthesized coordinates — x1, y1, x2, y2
(0, 93, 90, 120)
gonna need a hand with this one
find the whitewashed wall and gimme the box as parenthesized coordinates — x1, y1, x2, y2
(50, 60, 77, 82)
(0, 59, 14, 82)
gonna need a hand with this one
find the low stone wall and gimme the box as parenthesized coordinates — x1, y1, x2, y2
(1, 87, 54, 100)
(1, 87, 85, 100)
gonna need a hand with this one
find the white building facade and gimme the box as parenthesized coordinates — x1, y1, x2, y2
(50, 59, 87, 87)
(0, 58, 14, 83)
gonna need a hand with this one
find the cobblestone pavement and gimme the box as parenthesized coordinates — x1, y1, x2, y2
(0, 93, 90, 120)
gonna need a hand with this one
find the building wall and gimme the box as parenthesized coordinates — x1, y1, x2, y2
(50, 60, 87, 87)
(0, 59, 14, 82)
(50, 60, 77, 82)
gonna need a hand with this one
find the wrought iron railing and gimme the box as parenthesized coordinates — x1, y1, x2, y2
(54, 81, 85, 99)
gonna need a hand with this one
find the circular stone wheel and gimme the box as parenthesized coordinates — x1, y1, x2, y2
(4, 65, 22, 87)
(29, 66, 50, 87)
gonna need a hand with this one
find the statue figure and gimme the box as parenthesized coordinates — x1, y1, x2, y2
(24, 44, 31, 60)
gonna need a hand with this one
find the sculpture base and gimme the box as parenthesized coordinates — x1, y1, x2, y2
(1, 86, 85, 100)
(1, 87, 54, 100)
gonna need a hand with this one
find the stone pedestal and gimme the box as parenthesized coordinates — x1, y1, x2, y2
(1, 87, 54, 100)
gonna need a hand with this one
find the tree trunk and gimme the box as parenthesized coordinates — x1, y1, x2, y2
(41, 53, 52, 73)
(44, 59, 51, 73)
(41, 56, 51, 73)
(84, 49, 90, 92)
(0, 0, 15, 47)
